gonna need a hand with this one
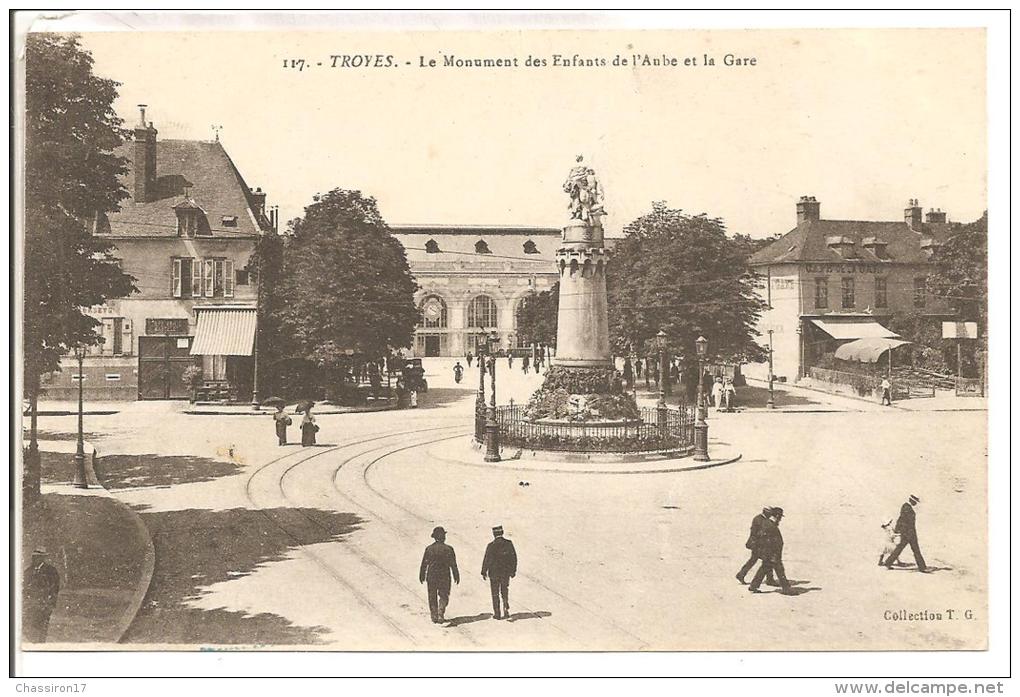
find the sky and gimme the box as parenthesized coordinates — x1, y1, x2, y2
(74, 27, 987, 238)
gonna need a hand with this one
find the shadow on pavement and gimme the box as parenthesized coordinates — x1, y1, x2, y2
(445, 612, 491, 627)
(124, 506, 364, 645)
(416, 387, 474, 410)
(98, 453, 244, 490)
(508, 611, 552, 622)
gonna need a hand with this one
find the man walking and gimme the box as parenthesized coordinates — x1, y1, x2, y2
(481, 525, 518, 620)
(736, 507, 778, 586)
(881, 377, 893, 406)
(883, 495, 927, 572)
(419, 526, 460, 623)
(23, 548, 60, 642)
(749, 508, 791, 594)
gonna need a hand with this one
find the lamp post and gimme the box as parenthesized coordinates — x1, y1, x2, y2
(766, 329, 776, 409)
(654, 330, 668, 435)
(484, 355, 501, 462)
(693, 335, 710, 462)
(73, 346, 88, 488)
(475, 346, 486, 443)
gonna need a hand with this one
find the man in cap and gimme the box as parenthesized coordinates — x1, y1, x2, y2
(481, 525, 518, 620)
(23, 548, 60, 642)
(736, 507, 778, 586)
(419, 526, 460, 623)
(883, 495, 928, 572)
(749, 508, 792, 594)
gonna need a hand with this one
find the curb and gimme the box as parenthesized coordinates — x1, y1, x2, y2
(84, 446, 156, 644)
(432, 440, 743, 475)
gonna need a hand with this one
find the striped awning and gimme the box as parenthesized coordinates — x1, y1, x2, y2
(810, 318, 899, 340)
(190, 308, 257, 356)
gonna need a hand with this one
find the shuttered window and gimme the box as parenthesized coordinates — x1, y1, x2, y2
(192, 259, 203, 297)
(224, 260, 234, 297)
(172, 259, 183, 298)
(204, 260, 216, 298)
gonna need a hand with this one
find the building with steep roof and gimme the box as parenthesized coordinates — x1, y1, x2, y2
(390, 225, 562, 357)
(42, 106, 275, 400)
(747, 196, 956, 382)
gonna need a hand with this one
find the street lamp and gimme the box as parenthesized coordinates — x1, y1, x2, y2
(475, 345, 487, 443)
(72, 345, 88, 488)
(654, 330, 668, 435)
(484, 354, 501, 462)
(693, 335, 710, 462)
(766, 329, 776, 410)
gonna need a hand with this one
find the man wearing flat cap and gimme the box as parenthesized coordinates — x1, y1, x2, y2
(419, 526, 460, 623)
(883, 495, 928, 572)
(481, 525, 518, 620)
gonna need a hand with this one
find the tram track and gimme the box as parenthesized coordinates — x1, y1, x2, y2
(242, 425, 466, 647)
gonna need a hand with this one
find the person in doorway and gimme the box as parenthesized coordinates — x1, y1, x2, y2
(883, 495, 927, 572)
(274, 404, 292, 446)
(481, 525, 518, 620)
(22, 549, 60, 643)
(419, 526, 460, 623)
(301, 403, 318, 447)
(881, 377, 893, 406)
(749, 508, 792, 594)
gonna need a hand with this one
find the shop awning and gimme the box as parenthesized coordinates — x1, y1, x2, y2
(834, 337, 912, 363)
(810, 318, 900, 340)
(190, 308, 257, 356)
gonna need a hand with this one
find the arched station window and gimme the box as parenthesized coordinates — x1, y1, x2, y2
(467, 295, 498, 328)
(420, 295, 448, 328)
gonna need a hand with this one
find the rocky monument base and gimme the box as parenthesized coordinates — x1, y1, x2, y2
(524, 365, 638, 423)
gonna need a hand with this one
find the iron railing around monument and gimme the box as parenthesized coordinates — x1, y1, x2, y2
(491, 404, 695, 453)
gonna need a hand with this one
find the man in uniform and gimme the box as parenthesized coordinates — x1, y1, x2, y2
(419, 526, 460, 623)
(736, 507, 778, 586)
(23, 548, 60, 642)
(749, 508, 791, 594)
(883, 495, 927, 572)
(481, 525, 518, 620)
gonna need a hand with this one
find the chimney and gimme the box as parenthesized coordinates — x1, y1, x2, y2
(133, 104, 158, 203)
(925, 208, 947, 224)
(904, 198, 922, 230)
(796, 196, 820, 225)
(250, 187, 267, 219)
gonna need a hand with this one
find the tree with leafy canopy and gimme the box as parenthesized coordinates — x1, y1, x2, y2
(275, 189, 418, 391)
(607, 202, 767, 391)
(515, 283, 559, 348)
(23, 33, 137, 498)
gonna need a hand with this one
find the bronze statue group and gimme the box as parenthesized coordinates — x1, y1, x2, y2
(738, 494, 928, 596)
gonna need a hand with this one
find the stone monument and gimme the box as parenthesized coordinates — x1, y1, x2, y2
(523, 156, 638, 423)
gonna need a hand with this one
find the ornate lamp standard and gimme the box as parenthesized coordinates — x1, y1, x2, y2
(766, 329, 776, 409)
(654, 329, 668, 435)
(693, 335, 710, 462)
(72, 345, 89, 488)
(484, 353, 501, 462)
(475, 345, 487, 443)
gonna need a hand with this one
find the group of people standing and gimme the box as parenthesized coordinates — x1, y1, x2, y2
(419, 525, 518, 624)
(273, 402, 318, 447)
(621, 356, 682, 392)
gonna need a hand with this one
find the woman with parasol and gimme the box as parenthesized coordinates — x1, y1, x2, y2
(299, 400, 318, 447)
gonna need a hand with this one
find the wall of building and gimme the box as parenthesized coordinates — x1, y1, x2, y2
(747, 264, 802, 381)
(41, 237, 257, 400)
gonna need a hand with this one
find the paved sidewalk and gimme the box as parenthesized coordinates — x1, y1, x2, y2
(23, 440, 155, 646)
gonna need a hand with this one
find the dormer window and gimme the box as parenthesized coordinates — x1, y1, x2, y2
(825, 235, 857, 259)
(425, 239, 441, 253)
(221, 215, 238, 228)
(523, 239, 539, 254)
(174, 194, 207, 237)
(475, 239, 491, 254)
(861, 236, 889, 260)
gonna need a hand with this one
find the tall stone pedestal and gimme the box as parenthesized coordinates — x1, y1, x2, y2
(554, 220, 613, 369)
